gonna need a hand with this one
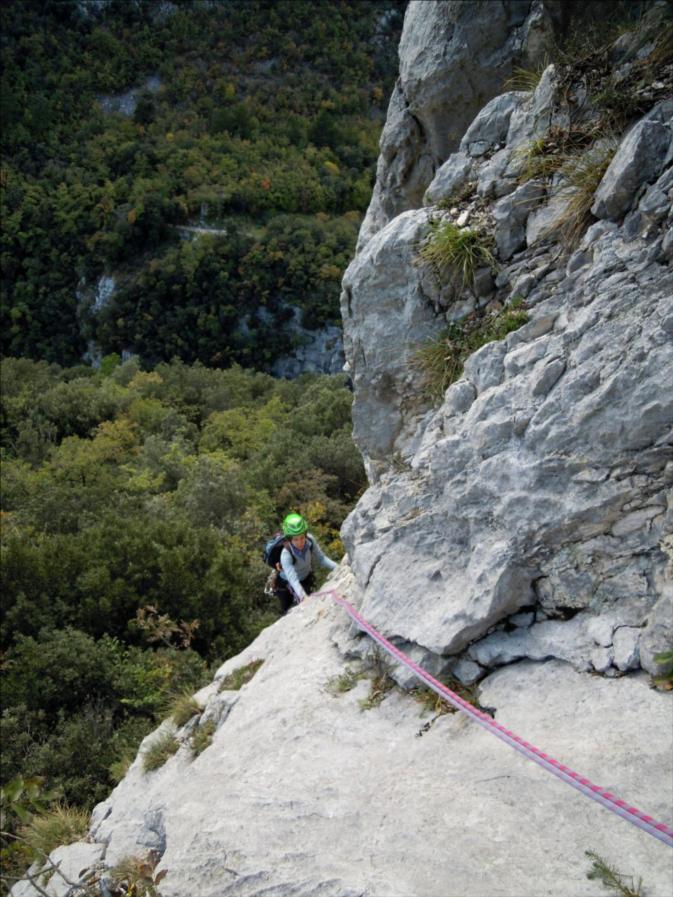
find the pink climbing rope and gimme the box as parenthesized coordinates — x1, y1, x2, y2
(314, 588, 673, 848)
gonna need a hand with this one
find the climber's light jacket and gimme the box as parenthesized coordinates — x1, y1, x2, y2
(279, 534, 337, 600)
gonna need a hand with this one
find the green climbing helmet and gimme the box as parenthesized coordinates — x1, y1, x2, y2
(282, 513, 309, 537)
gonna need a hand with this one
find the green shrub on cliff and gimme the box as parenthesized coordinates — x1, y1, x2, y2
(412, 303, 529, 401)
(418, 220, 497, 291)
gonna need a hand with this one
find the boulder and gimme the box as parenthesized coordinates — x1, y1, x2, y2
(423, 152, 473, 205)
(459, 91, 528, 157)
(592, 118, 671, 220)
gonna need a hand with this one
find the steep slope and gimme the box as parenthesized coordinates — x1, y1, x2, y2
(14, 574, 673, 896)
(9, 2, 673, 895)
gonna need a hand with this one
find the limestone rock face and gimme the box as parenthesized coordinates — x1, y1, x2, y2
(358, 0, 561, 250)
(342, 17, 673, 680)
(26, 593, 672, 897)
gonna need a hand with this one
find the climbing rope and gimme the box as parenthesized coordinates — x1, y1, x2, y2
(315, 588, 673, 849)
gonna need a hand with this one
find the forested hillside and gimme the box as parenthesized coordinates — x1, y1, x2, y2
(0, 0, 403, 368)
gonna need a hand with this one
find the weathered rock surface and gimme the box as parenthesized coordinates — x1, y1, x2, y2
(18, 588, 670, 897)
(342, 19, 673, 679)
(359, 0, 561, 249)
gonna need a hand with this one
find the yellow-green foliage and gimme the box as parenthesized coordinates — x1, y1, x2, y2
(191, 719, 217, 758)
(418, 221, 497, 290)
(142, 732, 180, 773)
(18, 803, 89, 859)
(218, 659, 265, 691)
(412, 303, 529, 401)
(325, 667, 363, 695)
(168, 691, 202, 728)
(651, 648, 673, 690)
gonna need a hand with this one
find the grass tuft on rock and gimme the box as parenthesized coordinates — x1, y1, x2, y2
(142, 732, 179, 773)
(19, 803, 89, 859)
(412, 302, 529, 401)
(167, 690, 202, 728)
(218, 658, 264, 692)
(358, 647, 396, 711)
(555, 142, 617, 247)
(418, 220, 496, 290)
(325, 667, 364, 696)
(190, 719, 216, 758)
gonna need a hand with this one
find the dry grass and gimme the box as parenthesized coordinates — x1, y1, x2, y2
(19, 803, 89, 858)
(418, 220, 497, 291)
(555, 141, 617, 247)
(411, 302, 529, 401)
(167, 690, 202, 727)
(142, 731, 179, 772)
(218, 658, 264, 691)
(190, 719, 216, 757)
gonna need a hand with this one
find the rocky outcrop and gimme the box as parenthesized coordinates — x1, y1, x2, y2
(14, 585, 673, 896)
(358, 0, 562, 249)
(342, 9, 673, 681)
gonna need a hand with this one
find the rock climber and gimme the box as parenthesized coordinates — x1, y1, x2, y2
(275, 513, 337, 613)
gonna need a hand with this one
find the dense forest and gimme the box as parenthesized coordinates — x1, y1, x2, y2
(0, 0, 404, 886)
(0, 0, 403, 368)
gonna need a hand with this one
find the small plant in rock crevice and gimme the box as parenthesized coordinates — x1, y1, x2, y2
(358, 646, 397, 711)
(650, 647, 673, 690)
(515, 124, 598, 184)
(585, 850, 644, 897)
(142, 732, 180, 773)
(554, 141, 617, 248)
(110, 851, 167, 897)
(166, 690, 202, 728)
(412, 675, 485, 720)
(418, 220, 497, 291)
(218, 658, 264, 692)
(17, 802, 89, 859)
(325, 667, 364, 696)
(190, 719, 216, 758)
(411, 302, 529, 402)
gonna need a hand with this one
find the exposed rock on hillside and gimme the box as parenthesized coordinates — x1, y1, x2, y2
(359, 0, 562, 248)
(342, 0, 673, 684)
(13, 581, 673, 896)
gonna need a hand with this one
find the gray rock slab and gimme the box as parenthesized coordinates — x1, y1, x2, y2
(612, 627, 641, 672)
(82, 602, 673, 897)
(640, 590, 673, 676)
(468, 616, 595, 671)
(459, 91, 527, 157)
(10, 842, 105, 897)
(423, 151, 472, 205)
(358, 1, 561, 249)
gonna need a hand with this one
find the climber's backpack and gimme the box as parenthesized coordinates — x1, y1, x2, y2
(262, 532, 312, 569)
